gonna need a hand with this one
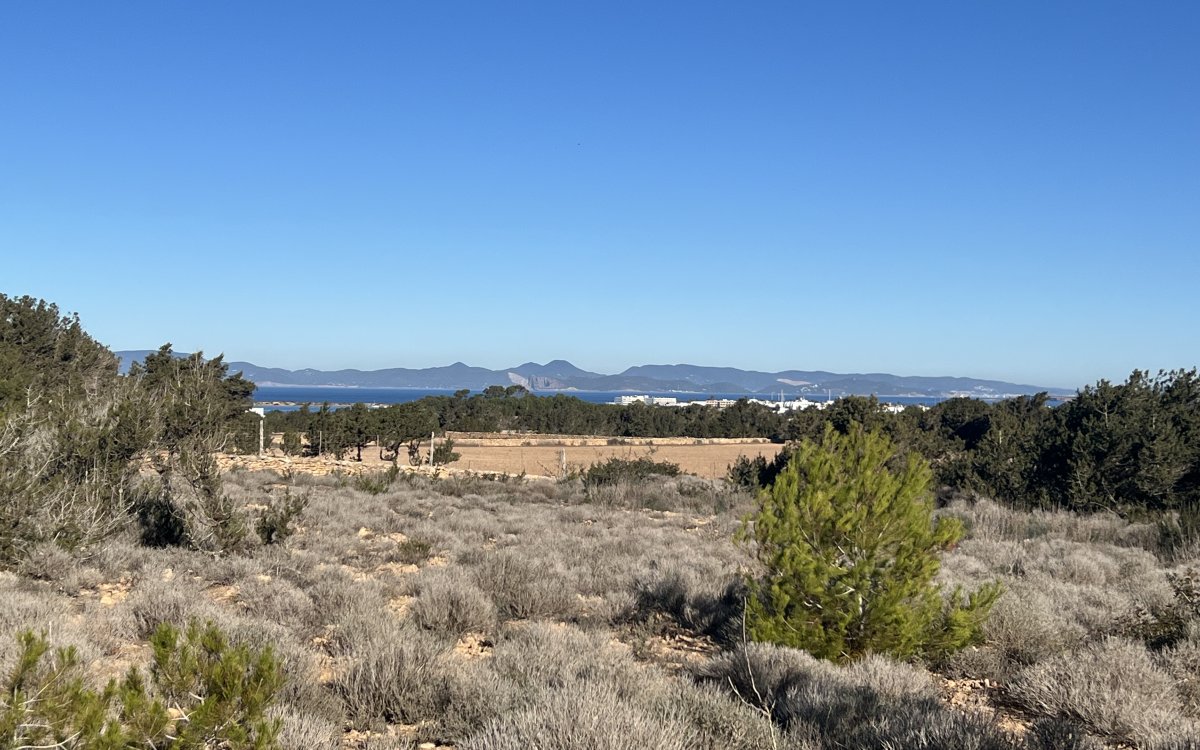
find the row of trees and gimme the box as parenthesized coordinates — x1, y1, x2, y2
(292, 400, 444, 464)
(869, 370, 1200, 514)
(264, 389, 788, 446)
(720, 376, 1199, 516)
(265, 368, 1200, 515)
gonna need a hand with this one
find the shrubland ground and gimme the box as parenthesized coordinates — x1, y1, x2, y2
(4, 294, 1199, 748)
(4, 466, 1199, 749)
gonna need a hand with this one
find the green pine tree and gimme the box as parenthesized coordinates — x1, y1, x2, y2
(0, 621, 281, 749)
(739, 423, 998, 662)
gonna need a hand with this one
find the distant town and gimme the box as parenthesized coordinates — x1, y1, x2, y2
(611, 394, 916, 413)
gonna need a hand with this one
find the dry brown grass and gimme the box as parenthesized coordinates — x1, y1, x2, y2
(454, 442, 781, 479)
(248, 433, 784, 480)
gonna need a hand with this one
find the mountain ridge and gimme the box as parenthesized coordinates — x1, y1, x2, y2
(114, 351, 1075, 399)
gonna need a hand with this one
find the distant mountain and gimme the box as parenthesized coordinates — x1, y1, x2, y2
(114, 352, 1075, 399)
(227, 361, 505, 390)
(509, 360, 597, 381)
(506, 360, 605, 390)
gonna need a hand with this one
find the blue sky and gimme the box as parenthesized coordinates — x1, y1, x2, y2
(2, 2, 1196, 389)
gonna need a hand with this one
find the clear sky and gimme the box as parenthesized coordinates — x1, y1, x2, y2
(2, 2, 1197, 389)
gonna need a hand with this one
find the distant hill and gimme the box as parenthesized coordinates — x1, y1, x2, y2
(115, 351, 1074, 399)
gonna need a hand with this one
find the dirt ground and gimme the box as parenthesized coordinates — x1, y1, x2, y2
(452, 441, 782, 479)
(258, 434, 783, 480)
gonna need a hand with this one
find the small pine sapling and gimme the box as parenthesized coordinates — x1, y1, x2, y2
(0, 621, 283, 749)
(738, 423, 999, 662)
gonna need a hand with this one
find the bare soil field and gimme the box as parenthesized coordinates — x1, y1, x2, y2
(255, 433, 783, 480)
(452, 441, 781, 479)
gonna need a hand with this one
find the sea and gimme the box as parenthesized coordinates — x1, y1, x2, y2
(253, 385, 949, 412)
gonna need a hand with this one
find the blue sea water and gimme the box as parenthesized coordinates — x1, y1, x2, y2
(255, 386, 466, 408)
(253, 385, 948, 411)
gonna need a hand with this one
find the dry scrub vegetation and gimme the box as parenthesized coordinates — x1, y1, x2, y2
(3, 467, 1199, 749)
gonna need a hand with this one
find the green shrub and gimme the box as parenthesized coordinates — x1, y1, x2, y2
(134, 485, 190, 548)
(727, 453, 770, 491)
(726, 447, 793, 492)
(256, 490, 308, 545)
(433, 437, 461, 466)
(135, 346, 255, 554)
(0, 621, 282, 749)
(739, 424, 999, 662)
(151, 620, 284, 748)
(231, 412, 265, 455)
(387, 537, 433, 566)
(280, 430, 303, 456)
(582, 456, 680, 488)
(354, 466, 400, 495)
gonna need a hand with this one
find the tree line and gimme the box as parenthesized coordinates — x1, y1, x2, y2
(261, 385, 787, 463)
(265, 370, 1200, 515)
(3, 291, 1197, 569)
